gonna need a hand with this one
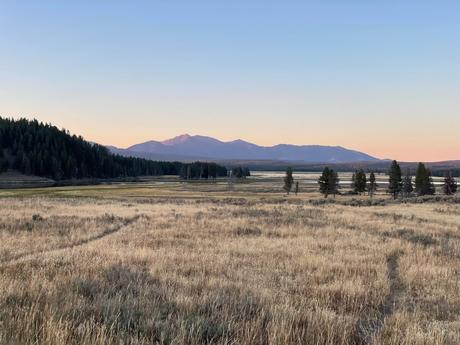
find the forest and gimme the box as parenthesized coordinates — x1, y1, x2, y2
(0, 117, 227, 180)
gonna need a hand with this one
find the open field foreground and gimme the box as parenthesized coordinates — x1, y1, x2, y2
(0, 182, 459, 345)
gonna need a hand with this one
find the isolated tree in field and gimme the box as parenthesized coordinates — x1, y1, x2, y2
(318, 167, 339, 198)
(388, 160, 402, 199)
(295, 181, 299, 195)
(402, 171, 414, 198)
(318, 167, 331, 198)
(443, 171, 457, 195)
(329, 169, 339, 198)
(352, 169, 367, 194)
(368, 171, 378, 198)
(415, 163, 435, 196)
(283, 167, 294, 195)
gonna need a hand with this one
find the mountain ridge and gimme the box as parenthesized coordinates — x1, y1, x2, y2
(112, 134, 380, 163)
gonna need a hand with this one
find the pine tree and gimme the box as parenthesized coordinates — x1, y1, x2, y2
(329, 169, 340, 198)
(388, 160, 402, 199)
(402, 171, 413, 197)
(443, 171, 457, 195)
(415, 163, 426, 195)
(426, 169, 436, 195)
(351, 171, 357, 193)
(415, 163, 435, 196)
(318, 167, 331, 198)
(368, 171, 378, 198)
(318, 167, 339, 198)
(283, 167, 294, 195)
(352, 169, 367, 194)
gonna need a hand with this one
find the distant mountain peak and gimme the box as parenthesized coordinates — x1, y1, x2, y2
(161, 134, 192, 145)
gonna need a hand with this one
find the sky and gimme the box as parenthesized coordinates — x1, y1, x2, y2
(0, 1, 459, 162)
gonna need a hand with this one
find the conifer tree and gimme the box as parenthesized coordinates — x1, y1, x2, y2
(353, 169, 367, 194)
(368, 171, 377, 198)
(351, 170, 367, 194)
(283, 167, 294, 195)
(388, 160, 402, 199)
(318, 167, 339, 198)
(318, 167, 331, 198)
(351, 171, 357, 193)
(402, 171, 413, 197)
(415, 163, 426, 195)
(443, 171, 457, 195)
(329, 169, 340, 198)
(415, 163, 435, 196)
(427, 169, 436, 195)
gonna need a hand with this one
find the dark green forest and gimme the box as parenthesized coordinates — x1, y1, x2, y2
(0, 117, 227, 180)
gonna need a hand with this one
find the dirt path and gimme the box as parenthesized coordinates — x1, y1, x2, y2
(0, 215, 141, 267)
(354, 250, 405, 345)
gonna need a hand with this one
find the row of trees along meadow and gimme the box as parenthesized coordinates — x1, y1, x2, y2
(387, 160, 457, 199)
(178, 162, 228, 180)
(0, 117, 228, 180)
(179, 165, 250, 180)
(282, 160, 458, 198)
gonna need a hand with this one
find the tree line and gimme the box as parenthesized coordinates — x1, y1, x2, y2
(386, 160, 456, 198)
(230, 166, 251, 178)
(282, 160, 457, 198)
(0, 117, 228, 180)
(178, 161, 228, 179)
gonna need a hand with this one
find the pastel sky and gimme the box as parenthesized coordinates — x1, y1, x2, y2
(1, 1, 459, 161)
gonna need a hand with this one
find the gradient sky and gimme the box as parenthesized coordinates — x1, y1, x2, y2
(1, 1, 459, 161)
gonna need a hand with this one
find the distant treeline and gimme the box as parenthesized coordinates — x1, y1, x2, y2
(230, 166, 250, 178)
(430, 169, 460, 177)
(179, 161, 228, 179)
(0, 117, 228, 180)
(249, 163, 460, 177)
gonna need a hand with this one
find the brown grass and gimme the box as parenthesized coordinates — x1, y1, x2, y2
(0, 185, 459, 344)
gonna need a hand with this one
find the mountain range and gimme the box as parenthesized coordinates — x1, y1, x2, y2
(108, 134, 380, 163)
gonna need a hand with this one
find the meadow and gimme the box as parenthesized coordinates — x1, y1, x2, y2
(0, 174, 459, 345)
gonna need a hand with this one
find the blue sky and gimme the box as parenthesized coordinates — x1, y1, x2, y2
(1, 1, 459, 160)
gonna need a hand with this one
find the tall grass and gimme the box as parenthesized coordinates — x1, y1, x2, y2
(0, 195, 459, 344)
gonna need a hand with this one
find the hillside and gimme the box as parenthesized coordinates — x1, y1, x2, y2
(0, 118, 227, 181)
(112, 134, 379, 163)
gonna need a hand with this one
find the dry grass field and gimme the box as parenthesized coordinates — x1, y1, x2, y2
(0, 176, 459, 345)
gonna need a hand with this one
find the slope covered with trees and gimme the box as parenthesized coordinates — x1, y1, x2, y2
(0, 117, 227, 180)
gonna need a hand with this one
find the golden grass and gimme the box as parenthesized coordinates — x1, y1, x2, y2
(0, 184, 459, 344)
